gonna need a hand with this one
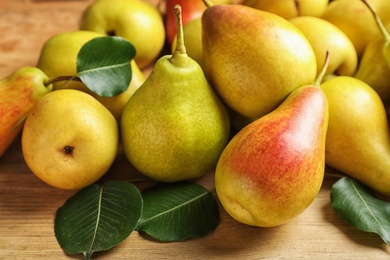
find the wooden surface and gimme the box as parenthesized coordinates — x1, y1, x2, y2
(1, 0, 390, 259)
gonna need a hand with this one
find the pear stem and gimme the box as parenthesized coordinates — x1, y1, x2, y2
(203, 0, 214, 7)
(361, 0, 390, 43)
(314, 51, 330, 86)
(169, 4, 189, 68)
(44, 75, 82, 87)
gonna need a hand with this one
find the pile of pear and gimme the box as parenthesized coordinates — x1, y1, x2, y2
(1, 0, 390, 228)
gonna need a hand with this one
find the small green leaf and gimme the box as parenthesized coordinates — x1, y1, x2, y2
(76, 36, 136, 97)
(331, 177, 390, 245)
(136, 182, 220, 242)
(55, 181, 143, 259)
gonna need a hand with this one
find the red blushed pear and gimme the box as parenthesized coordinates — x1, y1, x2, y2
(215, 54, 330, 227)
(0, 67, 52, 157)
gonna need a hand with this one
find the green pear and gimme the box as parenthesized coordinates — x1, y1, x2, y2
(80, 0, 166, 69)
(215, 83, 329, 227)
(36, 30, 145, 121)
(22, 89, 119, 190)
(320, 76, 390, 196)
(321, 0, 390, 57)
(0, 67, 52, 157)
(244, 0, 329, 19)
(120, 5, 230, 183)
(289, 16, 358, 79)
(202, 2, 317, 119)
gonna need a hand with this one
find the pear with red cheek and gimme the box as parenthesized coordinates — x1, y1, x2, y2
(215, 56, 329, 227)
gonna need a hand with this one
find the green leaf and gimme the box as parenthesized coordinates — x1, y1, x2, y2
(331, 177, 390, 245)
(136, 182, 220, 242)
(76, 36, 136, 97)
(55, 181, 143, 259)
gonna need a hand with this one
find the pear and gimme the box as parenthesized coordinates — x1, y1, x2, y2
(36, 30, 145, 121)
(354, 35, 390, 103)
(289, 16, 358, 79)
(244, 0, 329, 19)
(80, 0, 166, 69)
(321, 0, 390, 57)
(320, 76, 390, 196)
(0, 67, 52, 157)
(22, 89, 119, 190)
(215, 76, 329, 227)
(363, 0, 390, 73)
(202, 1, 317, 119)
(120, 5, 230, 183)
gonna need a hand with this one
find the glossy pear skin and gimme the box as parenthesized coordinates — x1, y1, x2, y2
(202, 4, 317, 119)
(321, 76, 390, 196)
(289, 16, 358, 78)
(36, 30, 145, 121)
(321, 0, 390, 56)
(121, 54, 231, 183)
(0, 67, 52, 157)
(354, 35, 390, 103)
(215, 86, 328, 227)
(80, 0, 165, 69)
(244, 0, 329, 19)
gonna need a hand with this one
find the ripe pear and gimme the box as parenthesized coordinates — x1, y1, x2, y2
(320, 76, 390, 196)
(80, 0, 165, 69)
(120, 5, 230, 183)
(215, 83, 329, 227)
(36, 30, 145, 121)
(244, 0, 329, 19)
(289, 16, 358, 79)
(354, 35, 390, 103)
(321, 0, 390, 56)
(22, 89, 119, 190)
(202, 2, 317, 119)
(0, 67, 52, 157)
(354, 0, 390, 103)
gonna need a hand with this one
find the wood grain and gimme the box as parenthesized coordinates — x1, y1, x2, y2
(1, 0, 390, 259)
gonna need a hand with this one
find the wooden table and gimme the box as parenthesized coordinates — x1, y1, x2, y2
(1, 0, 390, 259)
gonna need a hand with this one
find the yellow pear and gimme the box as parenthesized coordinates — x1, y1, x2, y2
(320, 76, 390, 196)
(37, 30, 104, 91)
(321, 0, 390, 56)
(354, 35, 390, 103)
(202, 2, 317, 119)
(22, 89, 119, 190)
(289, 16, 358, 79)
(80, 0, 166, 69)
(36, 30, 145, 121)
(244, 0, 329, 19)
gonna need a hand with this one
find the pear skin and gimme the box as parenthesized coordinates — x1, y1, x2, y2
(0, 67, 52, 157)
(215, 85, 328, 227)
(320, 76, 390, 196)
(321, 0, 390, 57)
(244, 0, 329, 19)
(354, 35, 390, 103)
(289, 16, 358, 78)
(202, 4, 317, 119)
(21, 89, 119, 190)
